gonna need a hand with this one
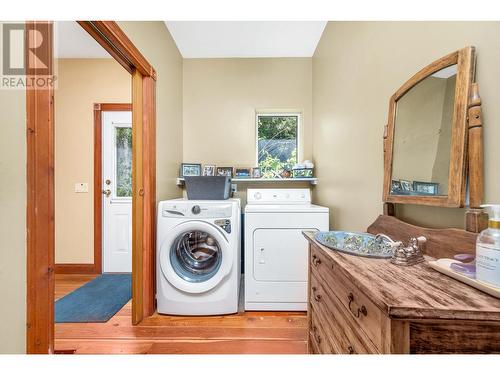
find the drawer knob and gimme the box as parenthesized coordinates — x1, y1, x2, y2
(313, 326, 322, 344)
(348, 345, 355, 354)
(348, 292, 367, 318)
(312, 286, 322, 302)
(312, 254, 322, 267)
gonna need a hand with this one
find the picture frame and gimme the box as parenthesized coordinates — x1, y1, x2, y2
(216, 167, 233, 178)
(280, 169, 292, 179)
(399, 179, 413, 191)
(234, 167, 251, 178)
(251, 167, 262, 179)
(391, 180, 402, 193)
(180, 163, 201, 177)
(202, 165, 216, 176)
(413, 181, 439, 195)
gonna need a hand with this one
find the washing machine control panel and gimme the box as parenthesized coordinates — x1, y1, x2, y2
(162, 201, 233, 218)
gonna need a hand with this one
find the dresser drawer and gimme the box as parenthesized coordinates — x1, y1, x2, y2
(309, 303, 338, 354)
(310, 243, 385, 351)
(310, 269, 379, 354)
(310, 242, 335, 274)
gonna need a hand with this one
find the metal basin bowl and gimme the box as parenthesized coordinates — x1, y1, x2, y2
(314, 231, 394, 259)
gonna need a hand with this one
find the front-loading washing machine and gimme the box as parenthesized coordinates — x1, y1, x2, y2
(157, 198, 240, 315)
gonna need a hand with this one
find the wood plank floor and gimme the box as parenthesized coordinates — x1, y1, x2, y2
(54, 274, 308, 354)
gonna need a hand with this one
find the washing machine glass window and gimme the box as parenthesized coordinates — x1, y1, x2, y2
(170, 230, 223, 283)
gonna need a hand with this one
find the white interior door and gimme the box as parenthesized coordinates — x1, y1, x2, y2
(102, 111, 132, 273)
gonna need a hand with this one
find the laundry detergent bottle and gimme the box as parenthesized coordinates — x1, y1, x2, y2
(476, 205, 500, 287)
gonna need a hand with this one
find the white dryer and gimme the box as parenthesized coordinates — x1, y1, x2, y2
(157, 198, 241, 315)
(245, 189, 329, 311)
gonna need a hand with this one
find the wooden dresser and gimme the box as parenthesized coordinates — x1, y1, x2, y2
(304, 217, 500, 354)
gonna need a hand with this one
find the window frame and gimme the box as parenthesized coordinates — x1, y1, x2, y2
(255, 112, 302, 170)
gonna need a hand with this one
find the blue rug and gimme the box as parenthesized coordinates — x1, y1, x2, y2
(55, 273, 132, 323)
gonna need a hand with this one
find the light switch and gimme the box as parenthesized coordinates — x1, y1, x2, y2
(75, 183, 89, 193)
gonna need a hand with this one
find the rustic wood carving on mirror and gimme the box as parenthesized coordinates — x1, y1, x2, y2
(382, 46, 487, 232)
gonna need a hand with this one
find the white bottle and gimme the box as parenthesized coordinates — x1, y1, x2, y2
(476, 205, 500, 287)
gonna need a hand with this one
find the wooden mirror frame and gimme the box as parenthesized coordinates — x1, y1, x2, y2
(383, 46, 478, 208)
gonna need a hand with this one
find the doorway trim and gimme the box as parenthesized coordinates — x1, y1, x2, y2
(26, 21, 157, 354)
(93, 103, 133, 275)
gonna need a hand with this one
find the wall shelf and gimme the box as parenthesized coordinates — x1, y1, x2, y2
(176, 177, 317, 186)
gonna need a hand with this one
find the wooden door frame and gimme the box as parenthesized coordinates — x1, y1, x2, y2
(93, 103, 133, 275)
(26, 21, 157, 354)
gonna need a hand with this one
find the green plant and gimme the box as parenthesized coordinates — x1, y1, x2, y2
(257, 115, 298, 177)
(259, 148, 297, 178)
(258, 116, 298, 139)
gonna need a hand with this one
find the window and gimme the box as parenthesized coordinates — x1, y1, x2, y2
(257, 113, 299, 178)
(115, 127, 133, 197)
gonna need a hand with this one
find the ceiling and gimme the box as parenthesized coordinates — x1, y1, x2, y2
(55, 21, 111, 58)
(54, 21, 327, 59)
(165, 21, 327, 58)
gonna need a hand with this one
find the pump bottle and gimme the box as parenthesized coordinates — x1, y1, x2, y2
(476, 205, 500, 287)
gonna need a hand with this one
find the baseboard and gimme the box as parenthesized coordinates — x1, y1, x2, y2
(54, 263, 100, 274)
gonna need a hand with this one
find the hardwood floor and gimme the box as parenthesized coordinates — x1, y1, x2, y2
(54, 274, 308, 354)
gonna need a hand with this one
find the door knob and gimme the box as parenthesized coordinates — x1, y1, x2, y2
(102, 189, 111, 197)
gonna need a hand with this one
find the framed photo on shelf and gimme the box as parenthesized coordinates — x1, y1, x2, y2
(216, 167, 233, 177)
(234, 167, 251, 178)
(202, 165, 216, 176)
(391, 180, 402, 192)
(180, 163, 201, 177)
(251, 167, 262, 179)
(413, 181, 439, 195)
(399, 179, 413, 191)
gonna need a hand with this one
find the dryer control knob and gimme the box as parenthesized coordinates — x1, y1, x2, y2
(254, 192, 262, 200)
(191, 205, 201, 215)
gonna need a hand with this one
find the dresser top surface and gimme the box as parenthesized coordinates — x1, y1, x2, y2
(304, 231, 500, 321)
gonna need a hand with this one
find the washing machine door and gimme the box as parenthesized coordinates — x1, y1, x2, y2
(159, 220, 233, 294)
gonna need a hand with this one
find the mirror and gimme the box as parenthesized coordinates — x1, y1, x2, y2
(391, 64, 457, 197)
(383, 47, 477, 207)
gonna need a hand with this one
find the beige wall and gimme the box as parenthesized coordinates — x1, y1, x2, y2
(182, 58, 312, 203)
(0, 22, 26, 353)
(118, 21, 184, 202)
(55, 59, 131, 264)
(312, 22, 500, 231)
